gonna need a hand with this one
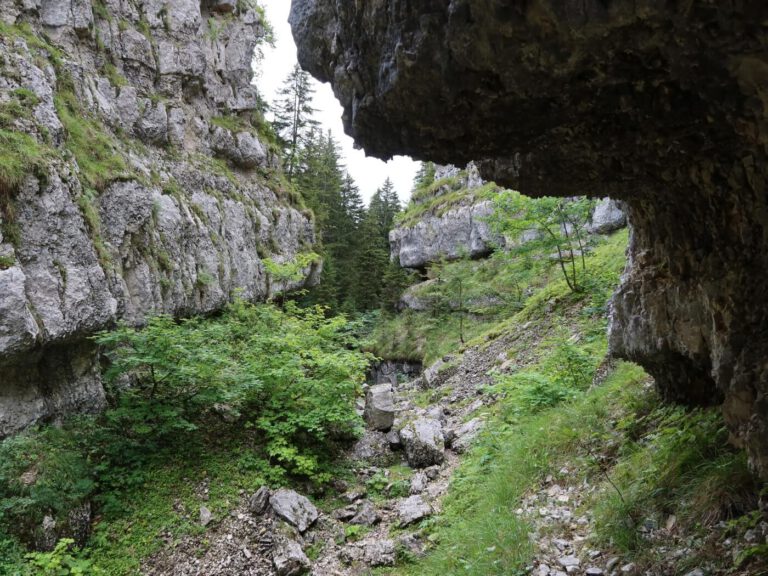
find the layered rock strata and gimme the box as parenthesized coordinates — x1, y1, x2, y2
(0, 0, 318, 435)
(290, 1, 768, 477)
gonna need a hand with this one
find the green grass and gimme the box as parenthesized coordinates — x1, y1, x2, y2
(388, 361, 650, 576)
(77, 189, 112, 267)
(372, 229, 629, 366)
(396, 182, 499, 228)
(55, 91, 130, 192)
(0, 254, 15, 269)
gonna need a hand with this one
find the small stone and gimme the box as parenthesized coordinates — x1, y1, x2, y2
(410, 471, 428, 494)
(682, 570, 704, 576)
(398, 495, 432, 526)
(586, 568, 604, 576)
(424, 466, 440, 480)
(342, 491, 365, 503)
(620, 563, 636, 574)
(558, 555, 579, 568)
(350, 500, 380, 526)
(386, 429, 402, 448)
(363, 539, 396, 566)
(606, 557, 620, 571)
(331, 505, 357, 521)
(537, 564, 550, 576)
(200, 506, 213, 527)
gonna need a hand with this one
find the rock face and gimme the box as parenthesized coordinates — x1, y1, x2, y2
(0, 1, 318, 436)
(291, 1, 768, 478)
(389, 164, 503, 269)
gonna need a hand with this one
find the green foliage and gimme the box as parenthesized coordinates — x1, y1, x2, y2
(54, 90, 130, 191)
(0, 254, 15, 269)
(95, 300, 368, 480)
(24, 539, 101, 576)
(397, 181, 498, 229)
(0, 87, 52, 209)
(344, 524, 369, 542)
(392, 361, 649, 576)
(91, 0, 110, 22)
(0, 426, 94, 542)
(593, 404, 758, 555)
(491, 335, 596, 415)
(272, 64, 318, 179)
(490, 192, 596, 292)
(101, 63, 127, 88)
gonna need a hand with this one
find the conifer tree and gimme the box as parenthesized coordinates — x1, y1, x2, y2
(272, 64, 318, 180)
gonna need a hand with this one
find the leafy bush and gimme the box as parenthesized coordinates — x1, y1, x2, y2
(24, 539, 101, 576)
(0, 427, 94, 541)
(492, 337, 596, 415)
(95, 300, 369, 481)
(594, 406, 758, 553)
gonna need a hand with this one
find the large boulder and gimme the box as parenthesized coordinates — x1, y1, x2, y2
(290, 0, 768, 478)
(588, 198, 627, 235)
(399, 417, 445, 468)
(363, 383, 396, 431)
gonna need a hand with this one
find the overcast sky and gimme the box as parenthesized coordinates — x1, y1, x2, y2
(257, 0, 419, 205)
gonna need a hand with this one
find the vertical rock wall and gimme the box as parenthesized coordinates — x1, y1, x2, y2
(0, 0, 318, 435)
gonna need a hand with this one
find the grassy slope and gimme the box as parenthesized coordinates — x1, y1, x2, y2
(371, 229, 628, 366)
(376, 229, 763, 576)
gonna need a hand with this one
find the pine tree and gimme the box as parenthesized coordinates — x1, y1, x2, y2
(272, 64, 318, 180)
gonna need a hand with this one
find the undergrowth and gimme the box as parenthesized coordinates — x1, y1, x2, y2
(0, 301, 371, 574)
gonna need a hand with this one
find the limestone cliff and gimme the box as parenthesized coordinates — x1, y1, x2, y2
(389, 163, 503, 269)
(290, 1, 768, 477)
(0, 0, 318, 436)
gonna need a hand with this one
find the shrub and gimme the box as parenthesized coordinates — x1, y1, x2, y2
(24, 538, 101, 576)
(94, 300, 369, 481)
(0, 426, 94, 543)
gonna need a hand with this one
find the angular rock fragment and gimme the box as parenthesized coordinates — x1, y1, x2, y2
(273, 538, 310, 576)
(269, 489, 318, 533)
(398, 495, 432, 527)
(400, 417, 445, 468)
(247, 486, 271, 515)
(364, 383, 396, 431)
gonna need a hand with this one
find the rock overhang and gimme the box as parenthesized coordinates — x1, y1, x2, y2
(290, 0, 768, 478)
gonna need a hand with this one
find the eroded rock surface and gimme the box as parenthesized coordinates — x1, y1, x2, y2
(0, 1, 318, 435)
(291, 0, 768, 477)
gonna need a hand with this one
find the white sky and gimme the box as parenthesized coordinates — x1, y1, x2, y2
(256, 0, 419, 205)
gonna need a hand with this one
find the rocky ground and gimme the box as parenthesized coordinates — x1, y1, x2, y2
(142, 327, 767, 576)
(141, 326, 522, 575)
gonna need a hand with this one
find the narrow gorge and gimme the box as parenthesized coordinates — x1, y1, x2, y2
(289, 0, 768, 480)
(1, 1, 767, 575)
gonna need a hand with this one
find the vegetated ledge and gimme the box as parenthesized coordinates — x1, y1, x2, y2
(290, 0, 768, 478)
(0, 2, 318, 437)
(390, 164, 504, 269)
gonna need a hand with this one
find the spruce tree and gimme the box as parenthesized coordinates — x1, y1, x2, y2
(272, 64, 318, 180)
